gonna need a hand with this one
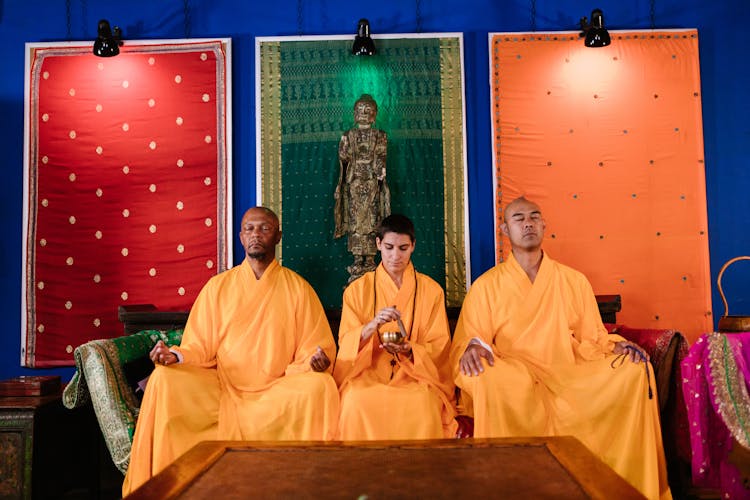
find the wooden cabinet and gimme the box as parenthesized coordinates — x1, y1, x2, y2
(0, 393, 63, 499)
(0, 392, 115, 499)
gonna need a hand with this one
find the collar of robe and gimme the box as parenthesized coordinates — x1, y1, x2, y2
(372, 263, 418, 342)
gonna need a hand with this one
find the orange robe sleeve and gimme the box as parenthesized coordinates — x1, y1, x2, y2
(171, 274, 221, 368)
(285, 277, 337, 376)
(566, 270, 626, 361)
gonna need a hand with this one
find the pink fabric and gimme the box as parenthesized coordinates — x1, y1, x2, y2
(682, 332, 750, 498)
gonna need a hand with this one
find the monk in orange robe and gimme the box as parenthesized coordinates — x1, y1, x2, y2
(122, 207, 339, 496)
(451, 197, 671, 500)
(329, 214, 457, 440)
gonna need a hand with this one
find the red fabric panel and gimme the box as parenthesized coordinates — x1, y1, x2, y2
(490, 30, 712, 342)
(24, 41, 230, 366)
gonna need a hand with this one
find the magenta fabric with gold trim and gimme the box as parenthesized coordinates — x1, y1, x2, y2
(682, 332, 750, 498)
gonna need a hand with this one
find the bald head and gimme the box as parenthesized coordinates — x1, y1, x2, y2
(243, 206, 279, 226)
(503, 196, 542, 223)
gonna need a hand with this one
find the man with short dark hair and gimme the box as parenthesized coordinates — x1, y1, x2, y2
(451, 197, 670, 500)
(330, 214, 457, 440)
(123, 206, 338, 495)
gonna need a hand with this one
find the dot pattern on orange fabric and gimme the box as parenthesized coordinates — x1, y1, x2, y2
(490, 30, 711, 341)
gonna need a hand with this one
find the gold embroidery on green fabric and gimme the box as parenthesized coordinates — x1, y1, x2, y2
(259, 41, 284, 261)
(707, 332, 750, 447)
(258, 37, 468, 302)
(440, 37, 467, 306)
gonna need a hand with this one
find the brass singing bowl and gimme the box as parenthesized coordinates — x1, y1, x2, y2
(380, 331, 405, 344)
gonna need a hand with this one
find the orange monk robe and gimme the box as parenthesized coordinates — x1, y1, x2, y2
(334, 262, 457, 440)
(451, 253, 670, 500)
(123, 259, 339, 495)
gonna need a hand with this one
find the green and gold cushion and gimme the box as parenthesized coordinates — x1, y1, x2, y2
(63, 329, 183, 474)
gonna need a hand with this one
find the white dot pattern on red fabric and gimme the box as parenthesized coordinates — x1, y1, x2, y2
(26, 43, 229, 365)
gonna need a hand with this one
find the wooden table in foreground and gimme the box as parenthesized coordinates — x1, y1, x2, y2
(126, 437, 644, 499)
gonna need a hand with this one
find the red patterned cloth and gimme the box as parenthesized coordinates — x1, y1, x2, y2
(23, 41, 230, 367)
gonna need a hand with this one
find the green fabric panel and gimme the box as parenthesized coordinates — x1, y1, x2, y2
(279, 39, 446, 308)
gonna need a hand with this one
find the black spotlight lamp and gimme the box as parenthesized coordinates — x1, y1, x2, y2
(579, 9, 611, 48)
(93, 19, 122, 57)
(352, 18, 376, 56)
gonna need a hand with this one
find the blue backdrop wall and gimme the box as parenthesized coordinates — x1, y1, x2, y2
(1, 0, 748, 381)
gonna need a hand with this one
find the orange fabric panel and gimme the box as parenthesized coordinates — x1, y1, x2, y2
(491, 30, 711, 342)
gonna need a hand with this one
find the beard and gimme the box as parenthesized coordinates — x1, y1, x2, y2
(247, 250, 267, 260)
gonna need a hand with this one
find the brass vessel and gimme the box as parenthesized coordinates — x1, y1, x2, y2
(379, 331, 405, 344)
(717, 256, 750, 333)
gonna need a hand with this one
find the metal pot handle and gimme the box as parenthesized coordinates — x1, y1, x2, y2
(717, 256, 750, 317)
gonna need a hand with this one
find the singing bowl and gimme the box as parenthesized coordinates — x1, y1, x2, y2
(380, 331, 405, 344)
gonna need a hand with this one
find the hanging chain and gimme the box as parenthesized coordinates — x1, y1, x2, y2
(297, 0, 303, 36)
(183, 0, 191, 38)
(530, 0, 536, 32)
(415, 0, 423, 33)
(66, 0, 72, 40)
(650, 0, 656, 29)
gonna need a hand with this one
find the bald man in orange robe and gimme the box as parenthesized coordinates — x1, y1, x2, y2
(451, 197, 670, 500)
(123, 207, 339, 495)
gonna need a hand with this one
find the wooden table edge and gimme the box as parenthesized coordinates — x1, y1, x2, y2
(124, 436, 645, 499)
(546, 436, 646, 500)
